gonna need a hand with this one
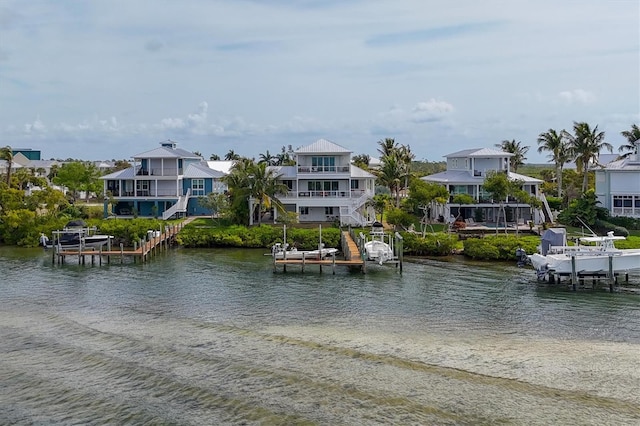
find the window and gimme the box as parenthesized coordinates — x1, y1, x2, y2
(350, 180, 359, 189)
(311, 156, 336, 172)
(299, 206, 309, 215)
(136, 180, 150, 196)
(283, 180, 293, 190)
(192, 179, 205, 196)
(325, 207, 334, 215)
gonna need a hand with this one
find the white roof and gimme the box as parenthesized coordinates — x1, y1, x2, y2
(422, 170, 542, 184)
(206, 160, 234, 174)
(295, 138, 352, 154)
(445, 148, 513, 158)
(350, 164, 376, 178)
(184, 162, 226, 179)
(268, 165, 297, 178)
(100, 166, 139, 179)
(133, 144, 201, 159)
(594, 156, 640, 171)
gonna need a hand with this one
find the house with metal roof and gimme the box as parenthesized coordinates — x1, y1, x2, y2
(100, 140, 227, 219)
(594, 141, 640, 218)
(261, 138, 376, 226)
(421, 147, 547, 224)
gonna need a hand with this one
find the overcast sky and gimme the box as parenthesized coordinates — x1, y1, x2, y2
(1, 0, 638, 163)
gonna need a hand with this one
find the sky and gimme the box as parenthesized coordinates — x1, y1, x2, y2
(1, 0, 639, 163)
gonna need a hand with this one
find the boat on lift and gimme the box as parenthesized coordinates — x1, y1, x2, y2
(528, 227, 640, 280)
(42, 220, 114, 250)
(363, 221, 394, 265)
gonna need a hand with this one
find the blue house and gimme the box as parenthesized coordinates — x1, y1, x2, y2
(100, 140, 227, 219)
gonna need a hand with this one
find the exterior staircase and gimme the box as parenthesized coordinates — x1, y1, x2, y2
(537, 192, 554, 223)
(162, 189, 191, 220)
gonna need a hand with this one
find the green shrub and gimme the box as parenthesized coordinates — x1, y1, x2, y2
(401, 232, 457, 256)
(463, 235, 540, 260)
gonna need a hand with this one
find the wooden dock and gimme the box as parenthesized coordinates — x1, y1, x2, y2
(52, 223, 184, 265)
(273, 230, 365, 273)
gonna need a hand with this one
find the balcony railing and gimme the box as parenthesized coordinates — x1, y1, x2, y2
(297, 165, 350, 173)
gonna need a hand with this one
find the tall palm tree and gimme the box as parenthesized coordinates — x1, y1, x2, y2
(495, 139, 529, 172)
(258, 150, 276, 166)
(209, 154, 221, 160)
(375, 151, 403, 207)
(537, 129, 572, 198)
(377, 138, 398, 158)
(619, 124, 640, 159)
(224, 149, 241, 161)
(0, 145, 13, 186)
(565, 122, 613, 192)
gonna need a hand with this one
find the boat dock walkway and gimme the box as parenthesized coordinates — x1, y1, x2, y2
(273, 230, 365, 273)
(52, 223, 184, 265)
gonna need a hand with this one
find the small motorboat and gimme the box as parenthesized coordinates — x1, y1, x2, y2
(269, 243, 338, 260)
(364, 222, 394, 265)
(44, 220, 114, 250)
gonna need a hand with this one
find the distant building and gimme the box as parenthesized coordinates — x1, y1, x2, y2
(594, 141, 640, 218)
(421, 147, 547, 224)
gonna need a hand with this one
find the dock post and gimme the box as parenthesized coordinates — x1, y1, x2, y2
(332, 252, 336, 275)
(302, 252, 305, 273)
(608, 255, 614, 292)
(571, 255, 577, 291)
(120, 243, 124, 264)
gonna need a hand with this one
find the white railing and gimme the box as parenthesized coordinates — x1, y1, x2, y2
(162, 189, 191, 220)
(537, 193, 553, 223)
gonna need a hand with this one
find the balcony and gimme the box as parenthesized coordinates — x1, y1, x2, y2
(297, 165, 350, 173)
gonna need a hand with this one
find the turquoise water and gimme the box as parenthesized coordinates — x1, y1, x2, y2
(1, 246, 640, 424)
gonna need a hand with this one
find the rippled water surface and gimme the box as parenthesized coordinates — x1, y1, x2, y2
(2, 246, 640, 425)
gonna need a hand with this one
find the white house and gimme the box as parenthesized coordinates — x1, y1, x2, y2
(594, 141, 640, 218)
(260, 138, 376, 226)
(421, 148, 547, 224)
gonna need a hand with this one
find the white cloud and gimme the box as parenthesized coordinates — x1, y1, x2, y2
(24, 117, 45, 133)
(558, 89, 596, 105)
(410, 99, 455, 123)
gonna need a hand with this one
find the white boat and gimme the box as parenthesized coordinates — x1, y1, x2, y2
(43, 220, 114, 250)
(364, 222, 394, 265)
(528, 227, 640, 279)
(270, 243, 338, 260)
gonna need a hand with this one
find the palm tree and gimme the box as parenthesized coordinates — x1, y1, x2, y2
(258, 150, 276, 166)
(565, 122, 613, 192)
(537, 129, 572, 198)
(377, 138, 398, 158)
(495, 139, 529, 172)
(224, 149, 241, 161)
(209, 154, 221, 160)
(619, 124, 640, 159)
(376, 152, 405, 208)
(0, 145, 13, 186)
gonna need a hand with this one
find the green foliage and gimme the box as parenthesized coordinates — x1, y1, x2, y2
(386, 207, 415, 228)
(594, 219, 629, 237)
(545, 196, 563, 211)
(557, 189, 608, 227)
(52, 161, 100, 201)
(400, 232, 457, 256)
(607, 216, 640, 231)
(98, 218, 166, 245)
(463, 235, 540, 260)
(176, 223, 341, 250)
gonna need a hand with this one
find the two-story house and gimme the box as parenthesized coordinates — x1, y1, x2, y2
(421, 148, 546, 224)
(259, 139, 376, 226)
(100, 140, 227, 219)
(594, 141, 640, 218)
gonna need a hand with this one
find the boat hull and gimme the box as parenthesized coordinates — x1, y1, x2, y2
(529, 250, 640, 275)
(364, 240, 394, 264)
(272, 248, 338, 260)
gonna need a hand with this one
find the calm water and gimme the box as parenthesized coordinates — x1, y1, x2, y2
(1, 246, 640, 425)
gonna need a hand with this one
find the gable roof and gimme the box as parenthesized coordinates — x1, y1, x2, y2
(350, 164, 376, 178)
(133, 144, 201, 159)
(206, 160, 234, 174)
(184, 162, 226, 179)
(422, 170, 542, 184)
(100, 166, 139, 179)
(295, 138, 352, 154)
(445, 148, 513, 158)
